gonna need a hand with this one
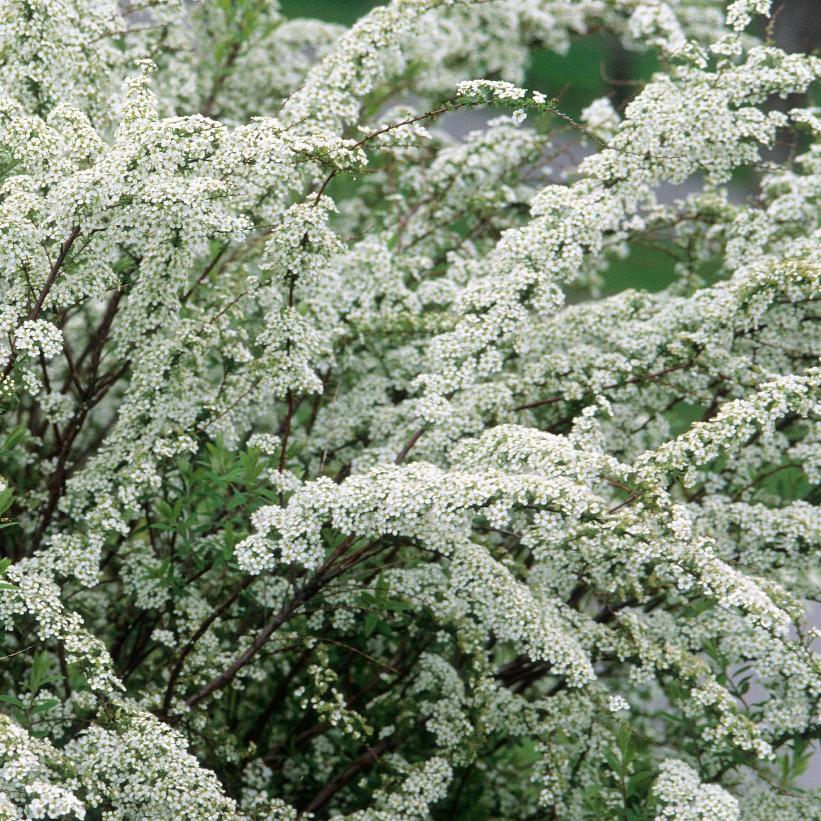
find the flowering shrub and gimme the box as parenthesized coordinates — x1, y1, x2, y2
(0, 0, 820, 817)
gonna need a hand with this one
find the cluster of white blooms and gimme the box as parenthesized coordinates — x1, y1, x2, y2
(12, 321, 62, 360)
(726, 0, 771, 31)
(0, 0, 820, 817)
(581, 97, 621, 142)
(607, 694, 630, 713)
(66, 709, 242, 820)
(0, 715, 85, 820)
(626, 0, 686, 53)
(281, 0, 460, 132)
(342, 756, 453, 821)
(411, 43, 821, 423)
(456, 79, 543, 104)
(652, 759, 739, 820)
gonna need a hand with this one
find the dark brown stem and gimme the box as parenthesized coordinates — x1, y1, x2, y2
(300, 736, 397, 815)
(182, 245, 227, 303)
(30, 227, 81, 323)
(28, 361, 130, 554)
(4, 226, 81, 378)
(185, 576, 323, 709)
(243, 646, 314, 748)
(57, 641, 71, 698)
(185, 532, 377, 709)
(278, 390, 295, 478)
(312, 103, 464, 205)
(74, 289, 123, 377)
(201, 41, 241, 118)
(160, 575, 254, 717)
(394, 427, 424, 465)
(513, 358, 698, 413)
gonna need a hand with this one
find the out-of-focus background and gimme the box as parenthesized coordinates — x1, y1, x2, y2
(280, 0, 819, 128)
(281, 0, 821, 94)
(281, 0, 821, 50)
(281, 0, 820, 297)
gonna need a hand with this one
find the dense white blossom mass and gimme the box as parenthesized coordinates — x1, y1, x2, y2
(0, 0, 820, 817)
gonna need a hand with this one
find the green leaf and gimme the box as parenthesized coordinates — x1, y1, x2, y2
(227, 493, 247, 510)
(29, 651, 57, 694)
(1, 426, 26, 451)
(604, 748, 622, 774)
(155, 500, 174, 521)
(0, 488, 13, 516)
(364, 612, 379, 638)
(626, 770, 654, 798)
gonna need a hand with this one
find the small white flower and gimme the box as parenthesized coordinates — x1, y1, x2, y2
(608, 695, 631, 714)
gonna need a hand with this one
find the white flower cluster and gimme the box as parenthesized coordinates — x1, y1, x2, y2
(66, 709, 242, 820)
(342, 756, 453, 821)
(726, 0, 772, 31)
(607, 694, 630, 714)
(652, 759, 739, 820)
(12, 321, 62, 361)
(0, 716, 85, 820)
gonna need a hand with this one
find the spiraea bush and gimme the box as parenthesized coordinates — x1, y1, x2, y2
(0, 0, 820, 817)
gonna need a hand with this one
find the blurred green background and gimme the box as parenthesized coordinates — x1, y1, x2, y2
(279, 0, 679, 293)
(280, 0, 819, 115)
(279, 0, 819, 296)
(279, 0, 377, 24)
(280, 0, 658, 117)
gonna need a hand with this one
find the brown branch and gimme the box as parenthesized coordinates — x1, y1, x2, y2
(201, 40, 242, 118)
(185, 574, 325, 709)
(4, 226, 81, 378)
(512, 394, 564, 413)
(243, 646, 315, 749)
(513, 358, 698, 413)
(72, 289, 124, 379)
(394, 427, 424, 465)
(300, 735, 397, 816)
(312, 103, 463, 206)
(278, 390, 296, 478)
(30, 227, 81, 323)
(159, 575, 254, 717)
(184, 531, 381, 709)
(28, 360, 130, 554)
(182, 245, 228, 303)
